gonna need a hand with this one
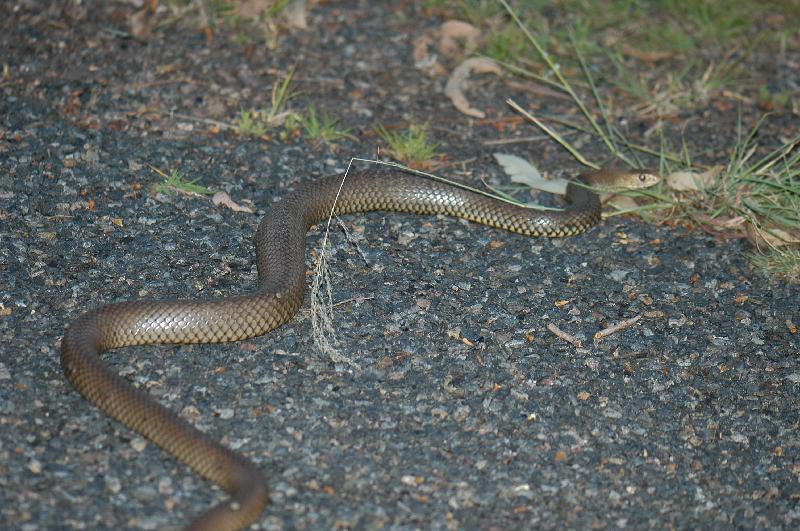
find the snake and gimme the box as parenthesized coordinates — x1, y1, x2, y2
(60, 167, 658, 530)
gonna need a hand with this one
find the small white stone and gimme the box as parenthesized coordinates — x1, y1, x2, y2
(218, 408, 235, 420)
(27, 458, 42, 474)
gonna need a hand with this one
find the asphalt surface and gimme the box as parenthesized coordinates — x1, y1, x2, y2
(2, 2, 799, 530)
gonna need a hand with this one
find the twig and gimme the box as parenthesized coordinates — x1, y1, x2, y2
(481, 134, 550, 146)
(594, 315, 642, 341)
(150, 110, 235, 130)
(506, 98, 599, 170)
(334, 213, 370, 266)
(332, 296, 374, 308)
(547, 322, 582, 348)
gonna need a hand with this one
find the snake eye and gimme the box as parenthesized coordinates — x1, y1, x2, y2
(638, 173, 648, 182)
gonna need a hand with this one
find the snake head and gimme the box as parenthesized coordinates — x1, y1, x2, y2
(631, 170, 660, 189)
(585, 168, 661, 192)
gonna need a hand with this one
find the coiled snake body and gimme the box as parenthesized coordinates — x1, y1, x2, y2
(61, 168, 657, 530)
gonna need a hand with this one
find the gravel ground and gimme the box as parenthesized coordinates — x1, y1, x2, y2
(2, 2, 799, 530)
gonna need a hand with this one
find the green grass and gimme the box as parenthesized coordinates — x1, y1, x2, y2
(235, 109, 268, 137)
(161, 0, 294, 43)
(494, 0, 800, 280)
(432, 0, 798, 112)
(151, 168, 210, 196)
(266, 0, 292, 17)
(749, 249, 800, 280)
(757, 84, 793, 111)
(375, 124, 440, 168)
(160, 0, 234, 33)
(264, 66, 299, 125)
(234, 68, 299, 136)
(300, 105, 353, 144)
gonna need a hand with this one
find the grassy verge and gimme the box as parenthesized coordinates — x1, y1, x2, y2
(492, 0, 800, 279)
(234, 67, 299, 136)
(300, 105, 354, 144)
(425, 0, 798, 114)
(375, 124, 441, 168)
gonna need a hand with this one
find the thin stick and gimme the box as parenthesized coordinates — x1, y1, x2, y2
(348, 157, 553, 209)
(150, 110, 235, 130)
(506, 98, 599, 170)
(481, 134, 551, 146)
(594, 315, 642, 340)
(547, 322, 582, 348)
(334, 212, 370, 266)
(499, 0, 607, 143)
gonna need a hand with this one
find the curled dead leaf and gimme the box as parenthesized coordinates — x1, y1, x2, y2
(605, 195, 641, 212)
(412, 35, 446, 76)
(212, 191, 254, 213)
(695, 214, 747, 231)
(493, 153, 568, 195)
(412, 35, 433, 64)
(129, 3, 158, 39)
(665, 165, 723, 192)
(445, 57, 502, 119)
(439, 20, 482, 57)
(745, 223, 800, 250)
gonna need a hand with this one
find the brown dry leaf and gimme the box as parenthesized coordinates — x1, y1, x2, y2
(665, 165, 723, 192)
(445, 57, 502, 119)
(439, 20, 482, 57)
(212, 191, 254, 213)
(233, 0, 307, 28)
(745, 223, 800, 250)
(234, 0, 271, 19)
(283, 0, 308, 29)
(129, 4, 157, 39)
(699, 214, 747, 231)
(412, 34, 446, 76)
(605, 195, 641, 212)
(413, 35, 433, 63)
(621, 43, 674, 62)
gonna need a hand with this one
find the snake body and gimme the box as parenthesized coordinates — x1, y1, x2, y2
(61, 167, 656, 530)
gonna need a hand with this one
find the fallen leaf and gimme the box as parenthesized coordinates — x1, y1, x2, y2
(412, 34, 446, 76)
(605, 195, 640, 212)
(234, 0, 271, 19)
(493, 153, 568, 195)
(129, 3, 157, 40)
(283, 0, 308, 30)
(212, 191, 254, 213)
(412, 34, 433, 63)
(745, 223, 800, 250)
(444, 57, 502, 119)
(665, 165, 723, 191)
(621, 43, 674, 62)
(439, 20, 481, 57)
(708, 215, 747, 230)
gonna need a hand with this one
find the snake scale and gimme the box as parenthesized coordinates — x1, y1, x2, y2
(61, 167, 658, 530)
